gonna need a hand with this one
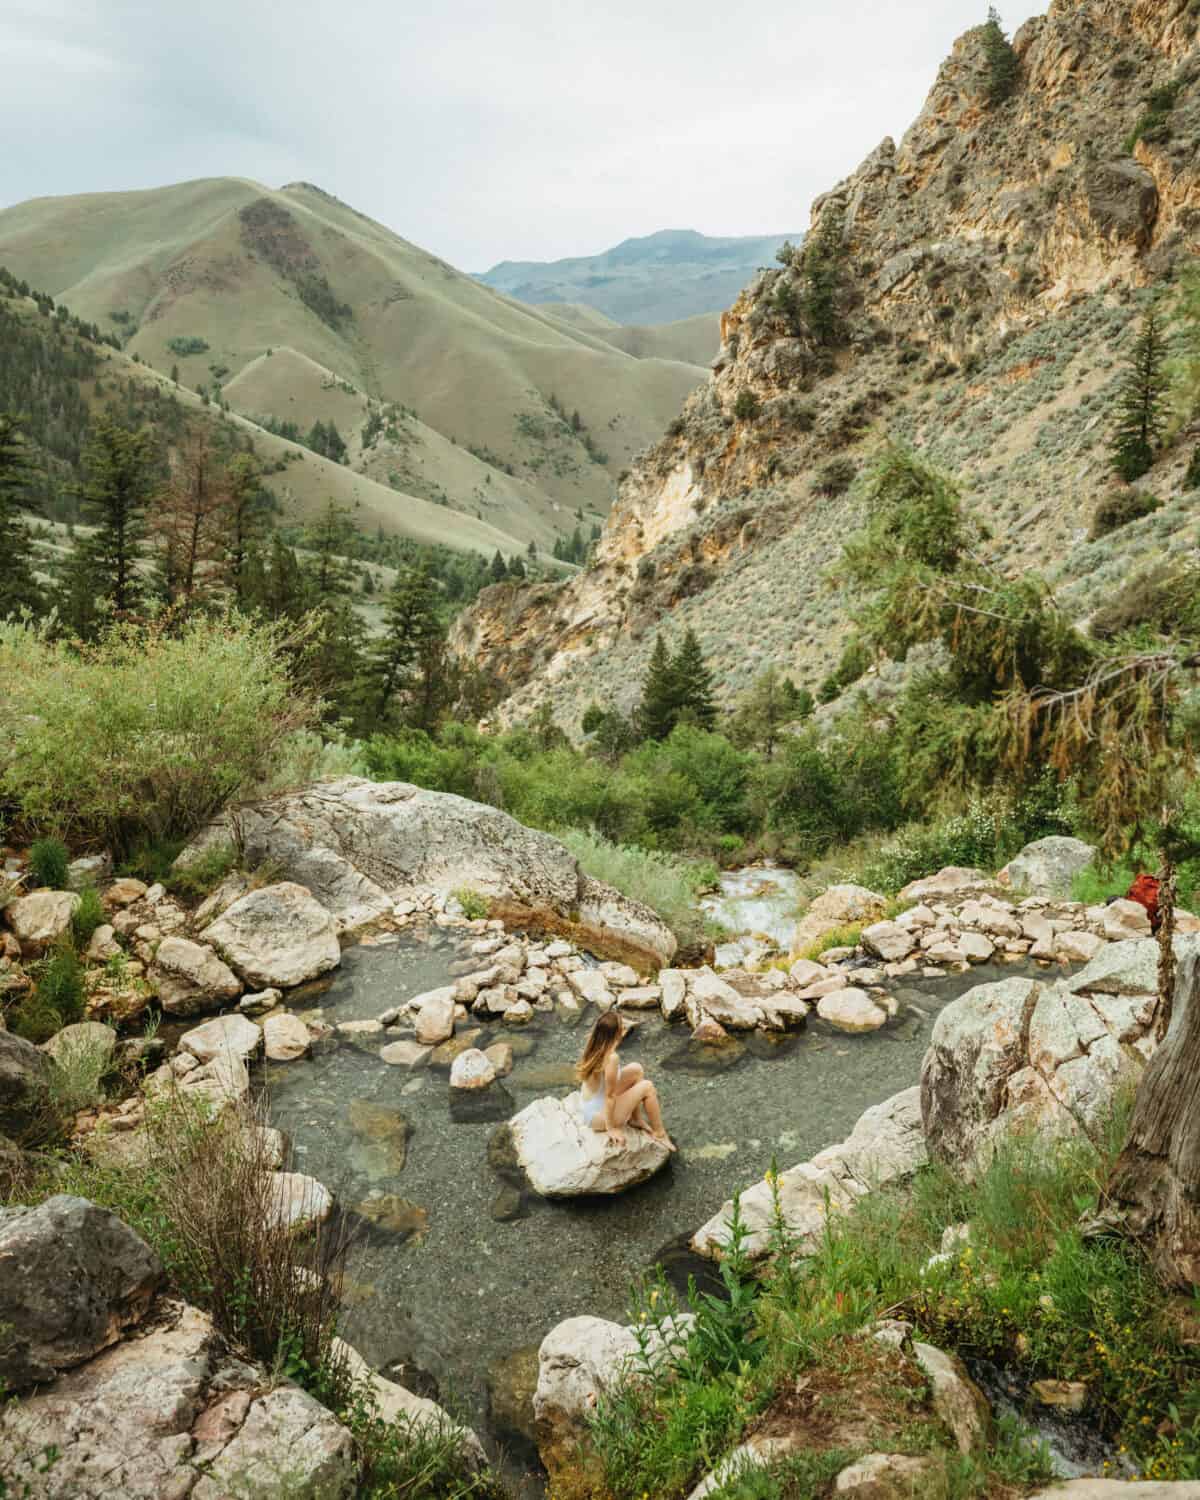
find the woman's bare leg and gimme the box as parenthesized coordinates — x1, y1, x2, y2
(610, 1079, 676, 1151)
(613, 1063, 651, 1129)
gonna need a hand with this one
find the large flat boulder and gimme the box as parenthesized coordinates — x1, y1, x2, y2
(204, 882, 341, 990)
(0, 1195, 163, 1391)
(0, 1299, 356, 1499)
(179, 1013, 262, 1065)
(693, 1088, 926, 1260)
(998, 836, 1096, 897)
(179, 777, 676, 966)
(509, 1093, 670, 1197)
(149, 935, 242, 1016)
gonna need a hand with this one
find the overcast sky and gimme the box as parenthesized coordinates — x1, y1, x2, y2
(2, 0, 1044, 272)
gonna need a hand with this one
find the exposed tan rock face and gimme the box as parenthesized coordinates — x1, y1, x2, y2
(453, 0, 1200, 732)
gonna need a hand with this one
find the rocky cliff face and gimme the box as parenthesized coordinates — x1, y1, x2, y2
(453, 0, 1200, 730)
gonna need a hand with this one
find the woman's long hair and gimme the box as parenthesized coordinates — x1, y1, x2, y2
(577, 1009, 621, 1082)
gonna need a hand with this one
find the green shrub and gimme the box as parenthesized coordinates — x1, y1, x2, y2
(813, 456, 857, 497)
(28, 837, 69, 890)
(0, 615, 319, 857)
(10, 938, 86, 1042)
(166, 842, 238, 905)
(556, 827, 716, 952)
(1089, 485, 1160, 539)
(165, 335, 209, 357)
(70, 885, 105, 949)
(733, 389, 762, 422)
(452, 887, 489, 920)
(1185, 444, 1200, 491)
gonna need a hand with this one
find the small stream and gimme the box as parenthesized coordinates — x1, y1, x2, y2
(263, 927, 1043, 1492)
(700, 864, 803, 967)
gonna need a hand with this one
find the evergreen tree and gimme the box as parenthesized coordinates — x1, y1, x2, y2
(71, 416, 155, 622)
(671, 628, 717, 730)
(509, 555, 526, 579)
(220, 454, 273, 606)
(0, 414, 45, 618)
(367, 565, 444, 724)
(489, 550, 507, 583)
(980, 7, 1019, 105)
(1111, 305, 1170, 482)
(306, 499, 357, 602)
(637, 634, 681, 741)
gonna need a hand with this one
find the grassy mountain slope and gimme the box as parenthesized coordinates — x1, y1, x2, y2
(477, 228, 804, 324)
(454, 0, 1200, 730)
(542, 304, 721, 366)
(0, 286, 543, 560)
(0, 179, 706, 540)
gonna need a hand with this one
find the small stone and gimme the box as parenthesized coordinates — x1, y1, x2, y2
(484, 1042, 514, 1076)
(414, 988, 456, 1044)
(659, 970, 688, 1021)
(491, 1185, 524, 1222)
(691, 1017, 728, 1043)
(103, 878, 147, 908)
(336, 1018, 384, 1037)
(958, 931, 995, 963)
(1031, 1379, 1087, 1413)
(263, 1172, 333, 1232)
(85, 924, 121, 962)
(1056, 930, 1107, 964)
(239, 988, 281, 1015)
(618, 985, 662, 1009)
(817, 988, 887, 1034)
(179, 1013, 261, 1065)
(503, 999, 535, 1026)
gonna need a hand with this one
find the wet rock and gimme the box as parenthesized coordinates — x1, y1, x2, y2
(0, 1195, 163, 1390)
(354, 1193, 428, 1240)
(6, 890, 80, 957)
(488, 1343, 540, 1444)
(380, 1039, 432, 1068)
(691, 1015, 730, 1043)
(451, 1048, 497, 1090)
(484, 1041, 513, 1076)
(491, 1184, 526, 1221)
(817, 987, 887, 1033)
(179, 1012, 261, 1065)
(150, 935, 242, 1016)
(912, 1342, 992, 1455)
(510, 1093, 670, 1197)
(336, 1017, 384, 1038)
(999, 837, 1096, 898)
(430, 1027, 483, 1065)
(263, 1011, 311, 1061)
(503, 998, 535, 1025)
(347, 1100, 409, 1172)
(205, 883, 340, 990)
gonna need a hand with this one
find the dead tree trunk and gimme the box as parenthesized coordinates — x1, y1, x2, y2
(1104, 945, 1200, 1288)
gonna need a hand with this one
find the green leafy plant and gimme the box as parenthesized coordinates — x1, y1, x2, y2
(69, 885, 105, 950)
(1090, 485, 1160, 539)
(28, 837, 69, 890)
(452, 887, 489, 921)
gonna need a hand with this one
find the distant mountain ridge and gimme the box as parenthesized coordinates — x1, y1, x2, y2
(477, 228, 804, 325)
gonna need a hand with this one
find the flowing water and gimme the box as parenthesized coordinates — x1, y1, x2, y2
(263, 929, 1042, 1491)
(700, 864, 804, 966)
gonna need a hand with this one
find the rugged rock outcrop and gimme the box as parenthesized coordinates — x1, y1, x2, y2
(508, 1093, 671, 1196)
(181, 778, 676, 967)
(0, 1030, 58, 1143)
(921, 937, 1182, 1169)
(998, 836, 1097, 896)
(452, 0, 1200, 733)
(692, 1087, 927, 1259)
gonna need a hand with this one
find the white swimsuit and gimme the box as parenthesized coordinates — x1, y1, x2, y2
(580, 1081, 606, 1125)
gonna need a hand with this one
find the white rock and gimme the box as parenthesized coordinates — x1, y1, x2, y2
(617, 985, 662, 1009)
(6, 890, 80, 957)
(999, 836, 1096, 898)
(912, 1342, 992, 1455)
(817, 987, 887, 1033)
(1101, 898, 1153, 942)
(450, 1049, 496, 1090)
(238, 987, 281, 1014)
(413, 988, 456, 1044)
(332, 1337, 485, 1467)
(659, 969, 688, 1020)
(85, 924, 121, 962)
(262, 1012, 311, 1062)
(1056, 930, 1107, 964)
(567, 968, 614, 1010)
(860, 921, 915, 962)
(958, 931, 995, 963)
(484, 1042, 513, 1076)
(509, 1094, 670, 1197)
(179, 1013, 261, 1065)
(262, 1172, 333, 1232)
(503, 998, 535, 1025)
(835, 1454, 937, 1493)
(791, 884, 886, 956)
(336, 1018, 384, 1037)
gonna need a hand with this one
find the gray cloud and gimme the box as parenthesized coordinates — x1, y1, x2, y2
(0, 0, 1044, 270)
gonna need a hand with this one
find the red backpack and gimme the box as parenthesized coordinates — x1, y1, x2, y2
(1126, 873, 1161, 932)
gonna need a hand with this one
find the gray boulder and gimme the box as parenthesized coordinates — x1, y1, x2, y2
(204, 882, 341, 990)
(0, 1029, 58, 1143)
(180, 777, 676, 966)
(0, 1195, 163, 1390)
(5, 890, 80, 957)
(999, 836, 1096, 898)
(149, 935, 242, 1016)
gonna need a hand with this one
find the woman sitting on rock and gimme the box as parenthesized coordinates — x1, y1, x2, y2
(577, 1010, 676, 1153)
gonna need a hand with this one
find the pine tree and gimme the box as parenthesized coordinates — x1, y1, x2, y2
(1111, 306, 1170, 482)
(802, 207, 846, 346)
(980, 7, 1019, 106)
(637, 634, 681, 741)
(220, 454, 273, 606)
(368, 565, 444, 724)
(71, 416, 154, 621)
(490, 550, 507, 583)
(671, 628, 717, 730)
(0, 414, 45, 618)
(306, 499, 356, 603)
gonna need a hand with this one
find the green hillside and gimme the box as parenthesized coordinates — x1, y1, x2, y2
(541, 304, 720, 367)
(0, 179, 707, 546)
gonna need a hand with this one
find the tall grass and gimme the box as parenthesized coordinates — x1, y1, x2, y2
(555, 826, 717, 951)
